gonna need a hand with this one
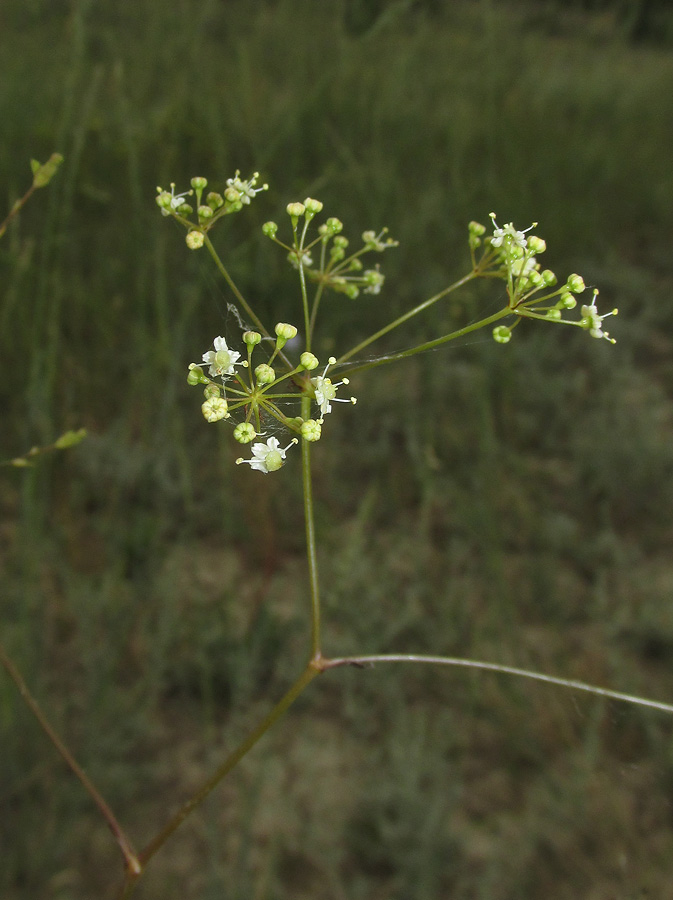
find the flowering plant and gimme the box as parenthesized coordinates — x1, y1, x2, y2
(9, 166, 667, 900)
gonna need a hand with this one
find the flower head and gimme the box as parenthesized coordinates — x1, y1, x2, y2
(310, 357, 357, 420)
(225, 170, 268, 205)
(202, 336, 243, 378)
(236, 436, 298, 474)
(580, 290, 618, 343)
(489, 213, 535, 252)
(156, 183, 193, 216)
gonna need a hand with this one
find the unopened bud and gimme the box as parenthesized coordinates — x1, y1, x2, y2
(187, 363, 206, 385)
(255, 363, 276, 385)
(567, 274, 586, 293)
(301, 419, 322, 442)
(186, 230, 205, 250)
(493, 325, 512, 344)
(286, 202, 305, 219)
(233, 423, 256, 444)
(275, 322, 298, 347)
(303, 197, 323, 218)
(299, 352, 319, 371)
(202, 397, 229, 422)
(207, 191, 224, 210)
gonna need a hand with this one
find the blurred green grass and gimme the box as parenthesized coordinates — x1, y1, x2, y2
(2, 0, 673, 897)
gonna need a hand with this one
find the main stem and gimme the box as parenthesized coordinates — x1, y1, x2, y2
(117, 415, 325, 897)
(301, 396, 322, 661)
(118, 662, 320, 899)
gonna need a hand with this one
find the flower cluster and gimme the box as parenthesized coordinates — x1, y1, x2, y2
(187, 327, 356, 473)
(156, 173, 268, 250)
(469, 215, 618, 344)
(263, 201, 398, 300)
(158, 172, 618, 475)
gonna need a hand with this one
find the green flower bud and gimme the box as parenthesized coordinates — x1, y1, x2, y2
(187, 363, 206, 385)
(255, 363, 276, 385)
(528, 236, 546, 254)
(191, 176, 208, 191)
(186, 230, 205, 250)
(333, 236, 349, 249)
(31, 153, 64, 188)
(300, 351, 319, 371)
(233, 423, 256, 444)
(203, 383, 221, 399)
(243, 330, 262, 346)
(54, 428, 87, 449)
(300, 419, 322, 442)
(345, 284, 360, 299)
(286, 202, 306, 219)
(567, 274, 586, 293)
(198, 204, 214, 221)
(303, 197, 323, 218)
(493, 325, 512, 344)
(546, 309, 562, 320)
(262, 221, 278, 238)
(468, 220, 486, 236)
(207, 191, 224, 210)
(558, 292, 577, 309)
(156, 191, 172, 211)
(202, 397, 229, 422)
(325, 217, 343, 234)
(275, 322, 298, 346)
(541, 269, 557, 286)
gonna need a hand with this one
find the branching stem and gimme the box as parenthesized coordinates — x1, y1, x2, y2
(0, 641, 141, 876)
(319, 653, 673, 714)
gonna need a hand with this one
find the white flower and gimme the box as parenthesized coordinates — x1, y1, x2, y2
(580, 291, 618, 343)
(311, 374, 337, 417)
(156, 183, 193, 216)
(225, 170, 268, 205)
(236, 437, 297, 473)
(202, 336, 243, 378)
(310, 357, 357, 420)
(489, 213, 535, 252)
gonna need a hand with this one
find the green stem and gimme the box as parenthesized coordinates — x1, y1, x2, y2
(297, 253, 311, 353)
(319, 653, 673, 714)
(336, 270, 478, 366)
(308, 281, 325, 343)
(0, 184, 37, 240)
(203, 235, 268, 336)
(340, 306, 512, 377)
(117, 662, 321, 898)
(0, 641, 141, 875)
(203, 236, 294, 371)
(301, 396, 322, 660)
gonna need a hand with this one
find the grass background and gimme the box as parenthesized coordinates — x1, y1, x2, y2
(2, 0, 673, 897)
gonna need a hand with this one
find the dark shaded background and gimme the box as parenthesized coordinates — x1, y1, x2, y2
(2, 1, 673, 898)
